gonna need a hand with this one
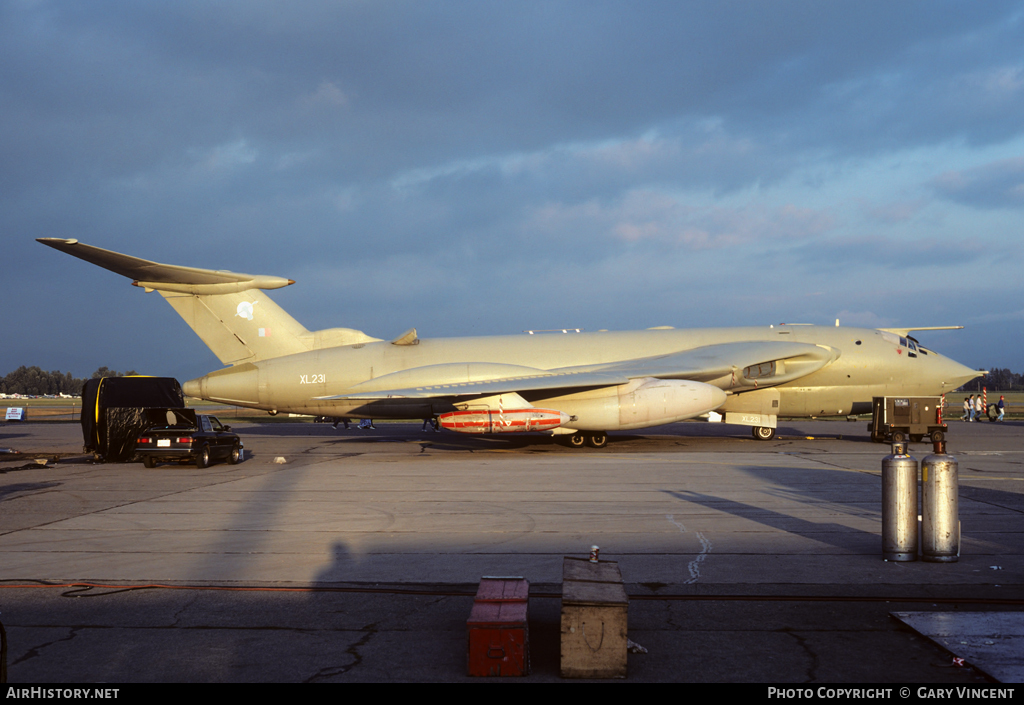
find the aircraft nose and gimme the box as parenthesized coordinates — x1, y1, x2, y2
(937, 356, 983, 390)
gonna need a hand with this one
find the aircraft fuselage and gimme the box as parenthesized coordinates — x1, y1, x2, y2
(185, 324, 977, 430)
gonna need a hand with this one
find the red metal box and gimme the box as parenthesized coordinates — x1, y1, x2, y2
(475, 577, 530, 603)
(467, 600, 529, 676)
(467, 577, 530, 676)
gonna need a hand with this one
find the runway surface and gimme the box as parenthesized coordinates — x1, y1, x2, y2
(1, 418, 1022, 682)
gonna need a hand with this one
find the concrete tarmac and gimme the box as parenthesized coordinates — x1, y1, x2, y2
(1, 418, 1022, 683)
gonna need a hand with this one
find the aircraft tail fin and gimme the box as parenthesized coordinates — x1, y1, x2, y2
(37, 238, 378, 365)
(157, 288, 313, 364)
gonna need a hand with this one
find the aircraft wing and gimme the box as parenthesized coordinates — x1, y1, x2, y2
(319, 340, 836, 401)
(589, 340, 837, 387)
(320, 370, 631, 400)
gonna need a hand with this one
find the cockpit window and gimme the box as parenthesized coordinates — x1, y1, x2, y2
(880, 331, 918, 356)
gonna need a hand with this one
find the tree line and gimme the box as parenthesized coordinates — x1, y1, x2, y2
(0, 366, 138, 396)
(960, 368, 1024, 392)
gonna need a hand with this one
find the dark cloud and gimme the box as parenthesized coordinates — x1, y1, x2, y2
(4, 1, 1024, 377)
(6, 1, 1021, 191)
(933, 157, 1024, 210)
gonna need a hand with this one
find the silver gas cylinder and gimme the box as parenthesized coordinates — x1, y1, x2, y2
(882, 441, 918, 561)
(922, 441, 959, 563)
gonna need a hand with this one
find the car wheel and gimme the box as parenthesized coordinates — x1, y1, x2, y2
(143, 455, 156, 469)
(930, 430, 945, 443)
(195, 445, 210, 469)
(228, 443, 241, 465)
(752, 426, 776, 441)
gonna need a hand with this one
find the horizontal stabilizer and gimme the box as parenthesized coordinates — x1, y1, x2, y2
(877, 326, 964, 337)
(37, 238, 294, 294)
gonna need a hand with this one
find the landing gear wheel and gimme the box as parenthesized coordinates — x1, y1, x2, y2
(228, 443, 242, 465)
(195, 444, 210, 469)
(143, 455, 156, 469)
(752, 426, 776, 441)
(568, 432, 586, 448)
(586, 432, 608, 449)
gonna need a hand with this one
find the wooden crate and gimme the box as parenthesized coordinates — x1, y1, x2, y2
(562, 557, 623, 584)
(560, 559, 628, 678)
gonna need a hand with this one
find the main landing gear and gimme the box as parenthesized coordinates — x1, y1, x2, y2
(752, 426, 776, 441)
(566, 431, 608, 448)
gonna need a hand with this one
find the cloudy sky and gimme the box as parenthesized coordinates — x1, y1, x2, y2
(4, 1, 1024, 383)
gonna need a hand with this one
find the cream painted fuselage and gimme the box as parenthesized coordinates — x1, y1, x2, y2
(184, 324, 977, 431)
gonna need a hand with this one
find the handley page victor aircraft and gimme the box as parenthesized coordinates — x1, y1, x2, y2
(39, 238, 981, 447)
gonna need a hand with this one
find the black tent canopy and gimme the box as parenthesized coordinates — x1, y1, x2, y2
(81, 376, 186, 462)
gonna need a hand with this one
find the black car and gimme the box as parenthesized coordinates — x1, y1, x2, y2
(136, 412, 242, 468)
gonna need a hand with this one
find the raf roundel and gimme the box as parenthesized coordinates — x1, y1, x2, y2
(236, 301, 256, 320)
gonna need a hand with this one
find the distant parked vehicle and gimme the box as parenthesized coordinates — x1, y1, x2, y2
(136, 412, 242, 468)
